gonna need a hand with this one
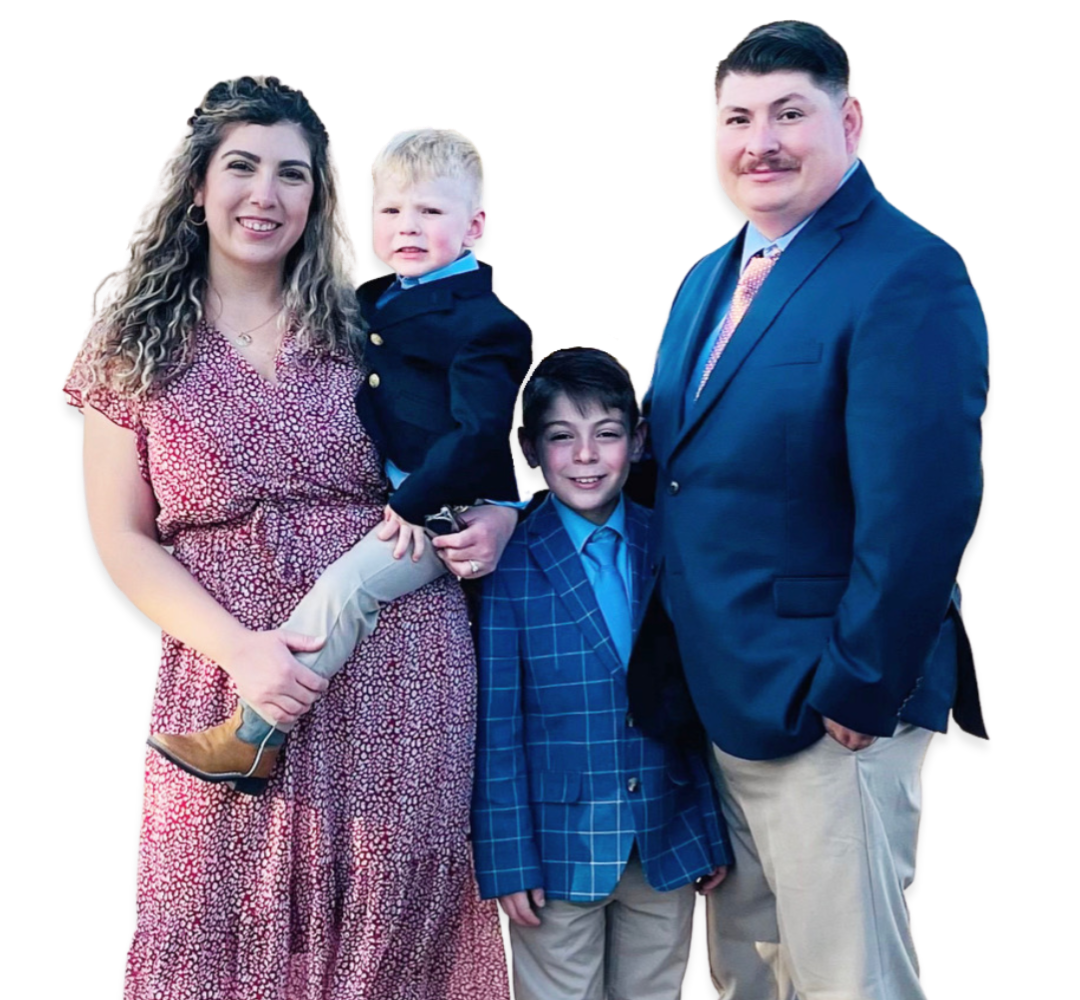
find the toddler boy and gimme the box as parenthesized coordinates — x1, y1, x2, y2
(471, 348, 730, 1000)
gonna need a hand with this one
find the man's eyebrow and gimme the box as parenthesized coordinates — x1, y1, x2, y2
(219, 149, 312, 171)
(719, 93, 814, 115)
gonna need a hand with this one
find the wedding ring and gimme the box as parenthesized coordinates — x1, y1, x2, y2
(469, 559, 482, 576)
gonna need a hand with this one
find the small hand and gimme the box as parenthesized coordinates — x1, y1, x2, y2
(222, 629, 328, 727)
(498, 887, 546, 927)
(696, 866, 729, 895)
(376, 505, 428, 561)
(823, 717, 877, 751)
(432, 504, 518, 579)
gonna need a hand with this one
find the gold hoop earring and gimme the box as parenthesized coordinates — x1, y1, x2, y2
(186, 203, 206, 227)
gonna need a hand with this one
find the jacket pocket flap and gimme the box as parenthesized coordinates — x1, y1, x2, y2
(773, 576, 849, 617)
(529, 770, 582, 803)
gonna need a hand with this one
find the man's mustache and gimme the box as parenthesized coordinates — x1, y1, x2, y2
(739, 157, 799, 174)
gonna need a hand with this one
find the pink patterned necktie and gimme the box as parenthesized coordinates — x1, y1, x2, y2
(695, 245, 782, 399)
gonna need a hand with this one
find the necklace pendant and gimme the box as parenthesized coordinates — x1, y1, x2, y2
(236, 332, 253, 347)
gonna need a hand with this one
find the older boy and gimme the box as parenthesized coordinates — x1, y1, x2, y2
(150, 130, 531, 791)
(472, 349, 730, 1000)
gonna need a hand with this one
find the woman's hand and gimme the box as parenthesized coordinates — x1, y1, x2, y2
(431, 504, 518, 579)
(220, 629, 328, 727)
(498, 887, 546, 927)
(375, 505, 428, 561)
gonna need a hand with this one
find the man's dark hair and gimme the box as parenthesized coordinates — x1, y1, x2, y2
(521, 348, 639, 444)
(715, 21, 849, 99)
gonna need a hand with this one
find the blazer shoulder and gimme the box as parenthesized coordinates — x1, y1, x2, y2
(451, 266, 532, 341)
(831, 194, 977, 302)
(858, 191, 969, 262)
(457, 294, 532, 341)
(495, 516, 535, 570)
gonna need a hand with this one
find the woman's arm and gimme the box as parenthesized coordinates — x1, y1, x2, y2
(83, 406, 328, 725)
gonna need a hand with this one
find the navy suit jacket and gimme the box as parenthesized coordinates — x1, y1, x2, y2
(472, 496, 730, 902)
(354, 262, 531, 523)
(631, 165, 988, 761)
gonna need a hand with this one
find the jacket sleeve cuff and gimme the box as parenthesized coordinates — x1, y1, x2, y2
(806, 658, 909, 738)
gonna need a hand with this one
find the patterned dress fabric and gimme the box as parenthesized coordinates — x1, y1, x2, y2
(65, 323, 508, 1000)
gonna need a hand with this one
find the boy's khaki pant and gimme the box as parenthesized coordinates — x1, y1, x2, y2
(509, 854, 696, 1000)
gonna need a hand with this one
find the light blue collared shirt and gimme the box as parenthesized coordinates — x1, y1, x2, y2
(686, 160, 861, 409)
(376, 249, 479, 309)
(551, 494, 633, 610)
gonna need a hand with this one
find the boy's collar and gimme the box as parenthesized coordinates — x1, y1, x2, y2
(551, 493, 627, 553)
(396, 249, 478, 289)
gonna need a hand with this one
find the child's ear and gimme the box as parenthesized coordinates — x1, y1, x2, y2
(518, 427, 539, 468)
(629, 418, 647, 463)
(463, 209, 486, 247)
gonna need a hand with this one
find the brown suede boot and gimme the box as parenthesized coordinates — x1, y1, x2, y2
(147, 707, 280, 794)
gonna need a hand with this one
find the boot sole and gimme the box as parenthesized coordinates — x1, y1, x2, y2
(146, 737, 271, 795)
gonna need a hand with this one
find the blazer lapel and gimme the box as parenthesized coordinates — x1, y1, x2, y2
(526, 498, 624, 676)
(671, 241, 743, 395)
(366, 281, 457, 329)
(647, 241, 739, 460)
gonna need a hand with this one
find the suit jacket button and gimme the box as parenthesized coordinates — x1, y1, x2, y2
(368, 373, 381, 388)
(369, 333, 383, 346)
(668, 481, 680, 495)
(627, 776, 640, 793)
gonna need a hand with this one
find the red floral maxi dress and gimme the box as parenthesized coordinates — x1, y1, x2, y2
(65, 323, 509, 1000)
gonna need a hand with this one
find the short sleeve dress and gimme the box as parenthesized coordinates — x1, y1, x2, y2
(65, 323, 509, 1000)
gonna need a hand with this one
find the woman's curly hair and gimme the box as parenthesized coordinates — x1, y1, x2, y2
(85, 76, 356, 396)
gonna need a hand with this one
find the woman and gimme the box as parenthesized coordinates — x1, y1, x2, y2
(66, 76, 509, 1000)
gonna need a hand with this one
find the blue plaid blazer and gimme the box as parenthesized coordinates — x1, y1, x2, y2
(471, 494, 731, 902)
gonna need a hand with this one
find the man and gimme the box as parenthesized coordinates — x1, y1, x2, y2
(629, 20, 988, 1000)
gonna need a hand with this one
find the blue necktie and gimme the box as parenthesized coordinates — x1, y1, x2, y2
(584, 527, 632, 666)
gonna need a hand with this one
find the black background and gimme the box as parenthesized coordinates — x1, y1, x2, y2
(56, 19, 989, 997)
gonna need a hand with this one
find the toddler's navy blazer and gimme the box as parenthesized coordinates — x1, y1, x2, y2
(354, 262, 531, 524)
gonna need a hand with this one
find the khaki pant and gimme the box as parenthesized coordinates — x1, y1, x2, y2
(707, 723, 933, 1000)
(510, 854, 697, 1000)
